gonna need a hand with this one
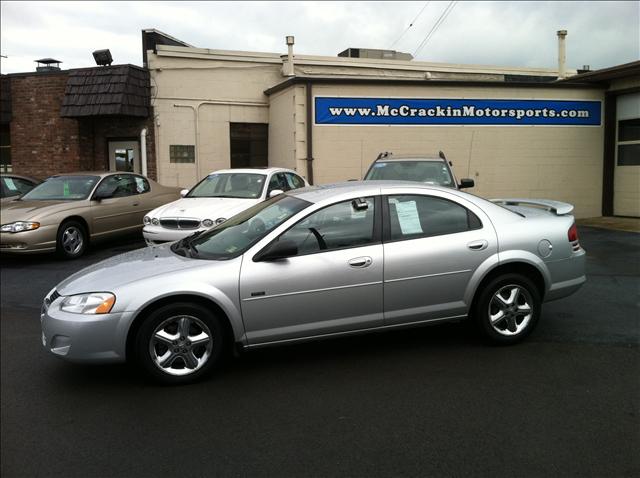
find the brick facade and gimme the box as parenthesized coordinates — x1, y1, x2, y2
(6, 70, 157, 181)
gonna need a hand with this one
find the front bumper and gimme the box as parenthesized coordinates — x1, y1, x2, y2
(0, 225, 57, 254)
(40, 295, 131, 363)
(142, 225, 207, 245)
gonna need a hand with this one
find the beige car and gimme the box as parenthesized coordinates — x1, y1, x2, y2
(0, 171, 181, 259)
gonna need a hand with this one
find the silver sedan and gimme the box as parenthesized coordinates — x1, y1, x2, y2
(41, 182, 586, 384)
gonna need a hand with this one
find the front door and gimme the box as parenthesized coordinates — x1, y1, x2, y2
(108, 141, 141, 174)
(91, 174, 143, 238)
(239, 196, 383, 344)
(382, 191, 497, 325)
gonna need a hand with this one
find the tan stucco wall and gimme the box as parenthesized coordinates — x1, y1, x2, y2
(148, 52, 281, 188)
(302, 84, 604, 218)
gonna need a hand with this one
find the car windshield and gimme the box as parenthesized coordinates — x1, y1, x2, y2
(172, 194, 310, 260)
(20, 176, 100, 201)
(187, 173, 267, 199)
(365, 161, 455, 187)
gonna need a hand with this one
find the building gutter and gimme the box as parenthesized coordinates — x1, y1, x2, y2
(264, 76, 603, 97)
(305, 82, 314, 185)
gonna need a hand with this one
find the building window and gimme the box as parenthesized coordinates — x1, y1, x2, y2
(170, 145, 195, 164)
(617, 119, 640, 166)
(0, 124, 10, 173)
(230, 123, 268, 168)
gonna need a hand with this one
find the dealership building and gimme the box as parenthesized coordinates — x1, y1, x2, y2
(1, 30, 639, 218)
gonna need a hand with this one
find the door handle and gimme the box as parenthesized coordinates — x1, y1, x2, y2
(467, 240, 488, 251)
(132, 202, 140, 206)
(348, 256, 372, 268)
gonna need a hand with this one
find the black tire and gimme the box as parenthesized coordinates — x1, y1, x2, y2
(135, 302, 227, 385)
(473, 273, 541, 345)
(56, 220, 88, 259)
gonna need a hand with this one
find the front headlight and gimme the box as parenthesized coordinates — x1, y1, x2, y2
(143, 216, 151, 225)
(60, 292, 116, 315)
(201, 219, 214, 227)
(215, 218, 227, 225)
(0, 221, 40, 233)
(151, 218, 159, 225)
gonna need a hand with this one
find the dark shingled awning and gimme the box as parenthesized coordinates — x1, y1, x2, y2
(60, 64, 150, 117)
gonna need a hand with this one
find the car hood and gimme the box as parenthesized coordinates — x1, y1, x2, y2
(0, 199, 88, 223)
(148, 197, 260, 221)
(56, 244, 208, 296)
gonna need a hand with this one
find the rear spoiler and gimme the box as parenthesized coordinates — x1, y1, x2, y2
(491, 198, 574, 215)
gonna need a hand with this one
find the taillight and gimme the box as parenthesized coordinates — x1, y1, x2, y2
(568, 223, 578, 242)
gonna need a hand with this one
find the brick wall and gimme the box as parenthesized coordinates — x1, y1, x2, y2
(10, 72, 83, 179)
(8, 71, 157, 181)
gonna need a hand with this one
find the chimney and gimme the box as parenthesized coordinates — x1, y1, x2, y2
(557, 30, 567, 79)
(35, 58, 62, 72)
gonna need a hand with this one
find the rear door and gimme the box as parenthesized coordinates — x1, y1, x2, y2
(382, 189, 497, 325)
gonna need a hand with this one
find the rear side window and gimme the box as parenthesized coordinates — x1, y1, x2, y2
(285, 172, 305, 190)
(134, 176, 150, 194)
(387, 195, 481, 241)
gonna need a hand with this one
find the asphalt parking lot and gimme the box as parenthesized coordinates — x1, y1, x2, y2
(1, 227, 638, 477)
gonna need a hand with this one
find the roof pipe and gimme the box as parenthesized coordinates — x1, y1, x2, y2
(557, 30, 567, 79)
(140, 127, 148, 177)
(283, 35, 295, 77)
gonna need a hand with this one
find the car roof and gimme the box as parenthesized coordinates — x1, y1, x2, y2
(0, 173, 41, 182)
(48, 171, 142, 178)
(377, 154, 445, 162)
(206, 167, 298, 175)
(289, 180, 462, 203)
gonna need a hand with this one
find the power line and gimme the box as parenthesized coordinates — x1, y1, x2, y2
(413, 0, 458, 58)
(388, 1, 430, 50)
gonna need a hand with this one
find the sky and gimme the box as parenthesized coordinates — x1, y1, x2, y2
(1, 1, 638, 74)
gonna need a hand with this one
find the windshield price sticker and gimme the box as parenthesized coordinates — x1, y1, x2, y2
(395, 200, 423, 235)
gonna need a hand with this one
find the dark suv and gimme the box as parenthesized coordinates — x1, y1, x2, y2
(363, 152, 474, 189)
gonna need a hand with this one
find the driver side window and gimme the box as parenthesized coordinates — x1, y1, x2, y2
(278, 197, 376, 255)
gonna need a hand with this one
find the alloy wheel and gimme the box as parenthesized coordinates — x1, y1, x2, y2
(488, 284, 534, 336)
(61, 226, 84, 255)
(148, 315, 213, 376)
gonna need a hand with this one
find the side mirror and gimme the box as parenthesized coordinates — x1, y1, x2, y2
(180, 189, 189, 197)
(93, 186, 117, 201)
(459, 178, 475, 189)
(254, 239, 298, 262)
(268, 189, 284, 198)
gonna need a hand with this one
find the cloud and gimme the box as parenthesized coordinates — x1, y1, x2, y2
(1, 1, 638, 74)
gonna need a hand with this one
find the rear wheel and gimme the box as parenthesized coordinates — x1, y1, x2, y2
(56, 220, 87, 259)
(474, 273, 541, 344)
(135, 302, 226, 384)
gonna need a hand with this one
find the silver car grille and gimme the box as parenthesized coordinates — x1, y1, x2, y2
(159, 218, 201, 230)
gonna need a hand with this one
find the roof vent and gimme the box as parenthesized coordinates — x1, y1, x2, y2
(35, 58, 62, 72)
(338, 48, 413, 61)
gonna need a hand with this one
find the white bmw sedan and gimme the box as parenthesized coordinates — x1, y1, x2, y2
(142, 168, 308, 245)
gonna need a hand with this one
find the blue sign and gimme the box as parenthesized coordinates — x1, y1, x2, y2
(315, 97, 601, 126)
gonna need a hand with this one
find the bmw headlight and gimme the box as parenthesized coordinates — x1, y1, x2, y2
(151, 218, 159, 225)
(143, 216, 151, 225)
(0, 221, 40, 233)
(60, 292, 116, 315)
(201, 219, 214, 227)
(215, 218, 226, 225)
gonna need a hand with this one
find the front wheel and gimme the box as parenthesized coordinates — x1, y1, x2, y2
(474, 273, 541, 344)
(56, 220, 87, 259)
(135, 302, 226, 384)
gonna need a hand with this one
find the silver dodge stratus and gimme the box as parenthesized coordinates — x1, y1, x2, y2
(41, 182, 586, 384)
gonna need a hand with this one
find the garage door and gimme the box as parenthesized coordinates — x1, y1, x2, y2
(613, 93, 640, 217)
